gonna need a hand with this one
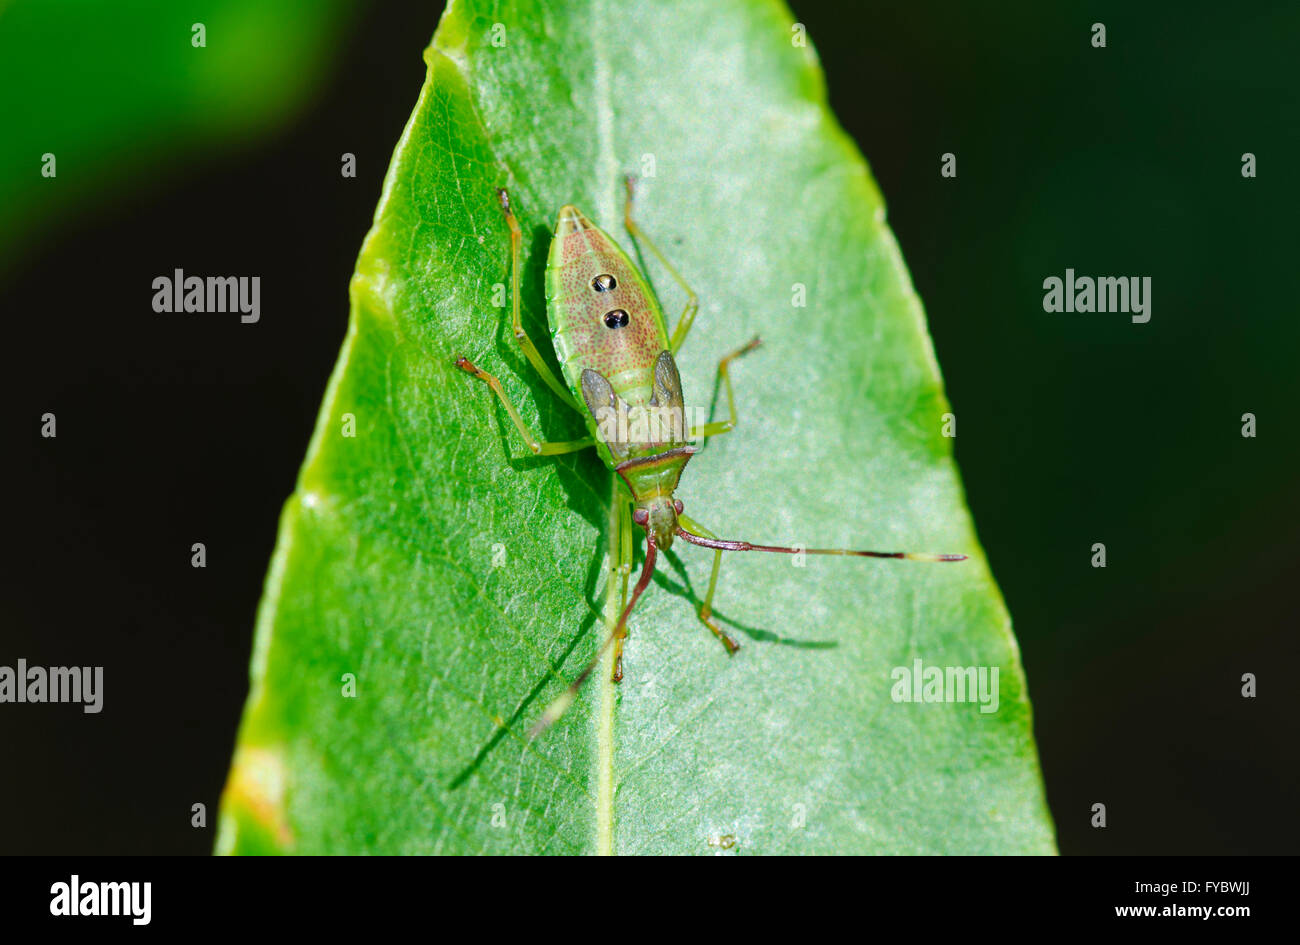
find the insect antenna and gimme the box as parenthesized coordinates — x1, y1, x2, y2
(674, 528, 966, 563)
(529, 537, 660, 738)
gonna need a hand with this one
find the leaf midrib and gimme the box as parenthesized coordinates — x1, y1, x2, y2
(592, 0, 620, 856)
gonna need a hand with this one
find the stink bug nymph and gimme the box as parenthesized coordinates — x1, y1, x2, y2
(455, 180, 965, 735)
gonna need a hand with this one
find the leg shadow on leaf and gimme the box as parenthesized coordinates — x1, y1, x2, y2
(447, 504, 611, 789)
(656, 547, 838, 650)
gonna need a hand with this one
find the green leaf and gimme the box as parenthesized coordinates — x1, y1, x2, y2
(218, 0, 1055, 855)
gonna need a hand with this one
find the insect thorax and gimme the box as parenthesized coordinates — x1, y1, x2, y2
(617, 447, 695, 549)
(615, 447, 695, 503)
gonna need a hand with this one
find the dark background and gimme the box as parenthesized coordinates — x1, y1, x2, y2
(3, 1, 1295, 854)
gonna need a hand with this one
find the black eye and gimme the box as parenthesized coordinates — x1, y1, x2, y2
(673, 500, 684, 514)
(604, 309, 630, 329)
(633, 509, 649, 525)
(592, 274, 617, 292)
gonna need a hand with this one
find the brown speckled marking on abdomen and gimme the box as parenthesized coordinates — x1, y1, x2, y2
(549, 228, 668, 406)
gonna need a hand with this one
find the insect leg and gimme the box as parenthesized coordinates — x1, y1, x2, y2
(612, 488, 634, 682)
(454, 357, 593, 456)
(496, 189, 582, 412)
(688, 335, 762, 440)
(676, 513, 740, 655)
(623, 176, 699, 354)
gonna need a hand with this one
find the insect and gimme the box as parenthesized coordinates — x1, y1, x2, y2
(456, 179, 965, 736)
